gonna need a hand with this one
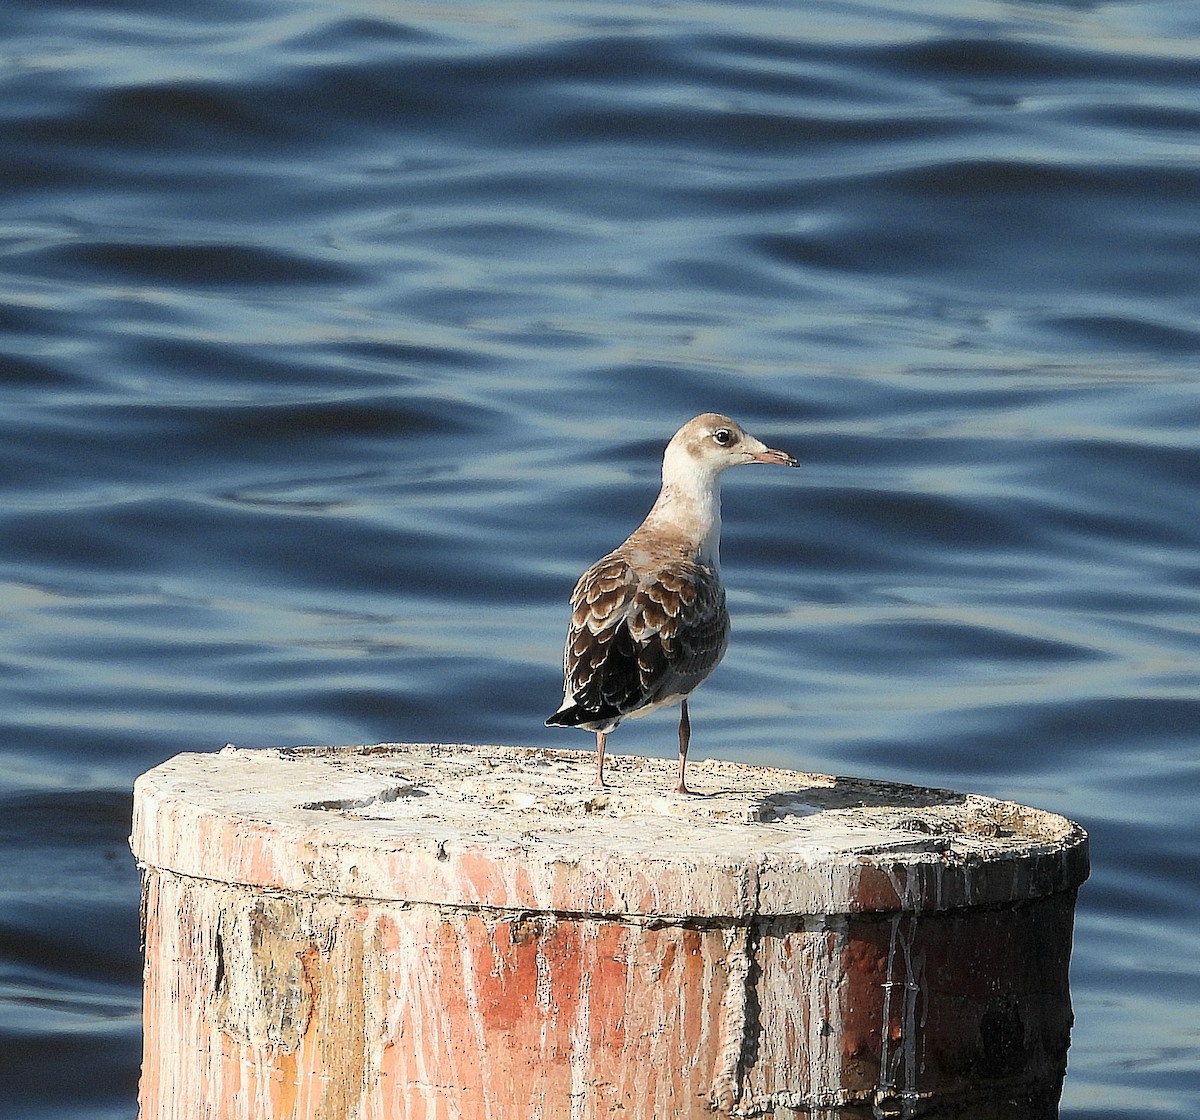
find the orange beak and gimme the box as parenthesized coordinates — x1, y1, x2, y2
(751, 446, 798, 467)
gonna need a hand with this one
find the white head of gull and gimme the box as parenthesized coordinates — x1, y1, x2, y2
(546, 413, 797, 793)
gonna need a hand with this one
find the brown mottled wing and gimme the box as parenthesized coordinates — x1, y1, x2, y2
(629, 559, 729, 705)
(561, 554, 642, 720)
(562, 554, 729, 721)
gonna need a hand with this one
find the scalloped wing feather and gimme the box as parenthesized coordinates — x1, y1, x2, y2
(559, 552, 729, 725)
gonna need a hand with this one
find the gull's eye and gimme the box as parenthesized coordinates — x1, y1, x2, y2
(712, 428, 735, 447)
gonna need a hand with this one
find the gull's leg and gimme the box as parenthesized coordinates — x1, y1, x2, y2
(676, 699, 692, 794)
(595, 730, 608, 789)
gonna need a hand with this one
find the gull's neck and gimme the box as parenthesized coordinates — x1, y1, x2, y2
(634, 446, 724, 567)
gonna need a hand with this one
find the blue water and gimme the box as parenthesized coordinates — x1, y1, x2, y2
(1, 0, 1198, 1115)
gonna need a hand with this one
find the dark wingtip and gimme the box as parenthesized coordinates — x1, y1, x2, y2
(546, 702, 621, 728)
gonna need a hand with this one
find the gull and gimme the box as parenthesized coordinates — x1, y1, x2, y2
(546, 413, 796, 793)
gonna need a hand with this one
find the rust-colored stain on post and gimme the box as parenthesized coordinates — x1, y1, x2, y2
(131, 744, 1088, 1119)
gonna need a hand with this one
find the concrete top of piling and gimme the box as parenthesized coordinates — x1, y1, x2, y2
(130, 742, 1088, 918)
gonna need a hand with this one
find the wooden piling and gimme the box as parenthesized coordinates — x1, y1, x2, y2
(131, 743, 1088, 1119)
